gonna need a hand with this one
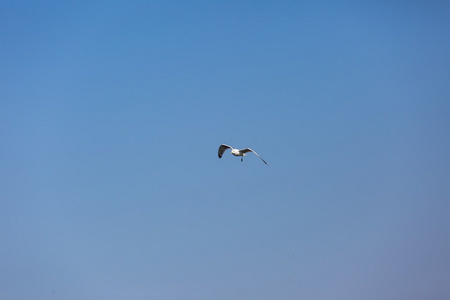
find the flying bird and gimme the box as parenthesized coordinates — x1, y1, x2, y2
(218, 144, 268, 165)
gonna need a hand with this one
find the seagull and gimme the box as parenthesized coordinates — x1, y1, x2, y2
(218, 144, 268, 165)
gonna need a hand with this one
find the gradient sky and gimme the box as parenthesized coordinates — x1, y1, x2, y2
(1, 1, 450, 299)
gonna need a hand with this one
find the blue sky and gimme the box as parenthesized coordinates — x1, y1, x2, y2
(1, 1, 450, 299)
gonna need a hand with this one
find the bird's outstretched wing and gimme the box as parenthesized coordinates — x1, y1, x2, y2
(241, 148, 268, 165)
(218, 144, 233, 158)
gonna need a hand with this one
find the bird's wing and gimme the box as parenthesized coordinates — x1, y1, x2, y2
(218, 144, 233, 158)
(240, 148, 268, 165)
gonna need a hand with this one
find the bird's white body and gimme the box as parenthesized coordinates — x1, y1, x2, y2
(218, 144, 267, 165)
(231, 149, 242, 156)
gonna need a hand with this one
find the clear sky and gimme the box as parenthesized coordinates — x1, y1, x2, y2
(1, 1, 450, 299)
